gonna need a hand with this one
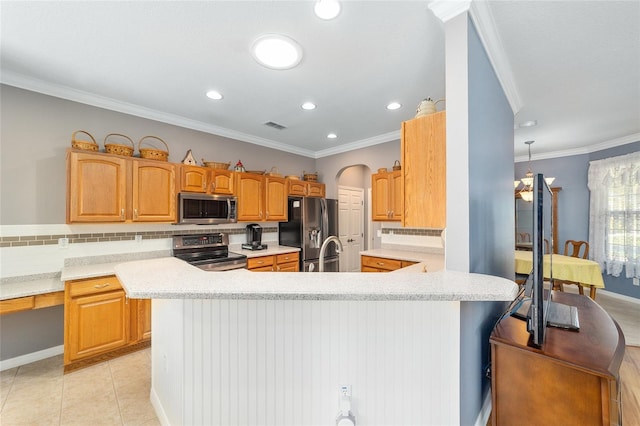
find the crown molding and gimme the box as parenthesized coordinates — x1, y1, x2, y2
(313, 130, 400, 159)
(0, 71, 317, 158)
(468, 0, 523, 114)
(514, 132, 640, 163)
(428, 0, 471, 23)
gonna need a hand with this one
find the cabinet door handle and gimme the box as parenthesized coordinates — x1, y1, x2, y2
(134, 209, 138, 219)
(94, 283, 111, 289)
(211, 182, 216, 191)
(202, 181, 207, 191)
(376, 262, 385, 266)
(121, 209, 125, 219)
(276, 265, 281, 271)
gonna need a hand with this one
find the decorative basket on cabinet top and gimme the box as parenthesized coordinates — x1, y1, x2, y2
(104, 133, 134, 157)
(71, 130, 99, 152)
(138, 136, 169, 161)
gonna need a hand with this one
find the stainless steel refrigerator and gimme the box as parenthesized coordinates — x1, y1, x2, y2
(278, 197, 339, 272)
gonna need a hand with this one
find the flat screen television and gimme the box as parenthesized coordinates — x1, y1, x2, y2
(512, 173, 579, 348)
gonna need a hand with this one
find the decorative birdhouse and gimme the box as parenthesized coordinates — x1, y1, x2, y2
(182, 149, 197, 165)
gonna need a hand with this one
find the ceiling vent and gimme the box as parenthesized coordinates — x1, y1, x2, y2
(264, 121, 287, 130)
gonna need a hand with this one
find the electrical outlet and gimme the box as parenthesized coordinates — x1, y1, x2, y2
(633, 278, 639, 286)
(58, 237, 69, 248)
(135, 235, 142, 243)
(340, 384, 351, 397)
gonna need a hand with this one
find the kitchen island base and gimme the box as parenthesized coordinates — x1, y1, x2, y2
(151, 298, 465, 425)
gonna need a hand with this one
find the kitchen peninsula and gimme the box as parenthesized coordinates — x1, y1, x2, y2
(115, 257, 517, 425)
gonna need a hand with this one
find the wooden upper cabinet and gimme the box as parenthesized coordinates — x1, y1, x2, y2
(132, 159, 176, 222)
(180, 165, 235, 195)
(180, 165, 208, 193)
(236, 172, 264, 221)
(288, 179, 307, 196)
(401, 111, 446, 228)
(371, 170, 402, 221)
(67, 151, 127, 222)
(307, 182, 325, 198)
(210, 169, 234, 195)
(287, 179, 325, 198)
(264, 176, 287, 221)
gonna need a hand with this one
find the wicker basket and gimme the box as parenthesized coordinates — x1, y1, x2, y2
(392, 160, 401, 171)
(266, 167, 282, 177)
(201, 159, 230, 170)
(285, 175, 300, 180)
(378, 167, 388, 173)
(303, 171, 318, 182)
(138, 136, 169, 161)
(104, 133, 134, 157)
(71, 130, 99, 151)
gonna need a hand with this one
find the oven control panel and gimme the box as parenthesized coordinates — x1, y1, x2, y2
(173, 233, 229, 250)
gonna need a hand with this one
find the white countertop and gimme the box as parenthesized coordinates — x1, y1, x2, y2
(0, 276, 64, 300)
(115, 257, 518, 302)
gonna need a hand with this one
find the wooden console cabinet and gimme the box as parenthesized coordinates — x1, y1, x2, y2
(490, 292, 624, 425)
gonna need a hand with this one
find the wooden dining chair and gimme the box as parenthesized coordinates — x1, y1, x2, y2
(517, 232, 531, 243)
(555, 240, 590, 295)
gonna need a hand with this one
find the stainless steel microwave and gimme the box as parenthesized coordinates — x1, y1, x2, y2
(177, 193, 237, 225)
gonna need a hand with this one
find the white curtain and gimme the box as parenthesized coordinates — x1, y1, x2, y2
(588, 151, 640, 278)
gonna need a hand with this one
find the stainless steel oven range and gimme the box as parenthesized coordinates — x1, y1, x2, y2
(172, 233, 247, 271)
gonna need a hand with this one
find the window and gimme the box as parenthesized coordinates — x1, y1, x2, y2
(588, 152, 640, 278)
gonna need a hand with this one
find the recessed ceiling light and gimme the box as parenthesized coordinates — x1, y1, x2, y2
(327, 133, 337, 139)
(301, 102, 317, 110)
(386, 102, 402, 110)
(252, 34, 303, 70)
(314, 0, 341, 20)
(206, 90, 223, 100)
(515, 120, 538, 129)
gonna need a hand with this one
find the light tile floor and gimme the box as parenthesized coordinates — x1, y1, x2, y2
(0, 348, 159, 426)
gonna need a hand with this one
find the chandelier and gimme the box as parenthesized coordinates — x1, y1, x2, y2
(514, 140, 555, 202)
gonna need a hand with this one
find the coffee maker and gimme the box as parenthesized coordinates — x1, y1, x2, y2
(242, 223, 267, 250)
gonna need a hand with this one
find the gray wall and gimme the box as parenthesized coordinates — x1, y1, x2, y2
(459, 16, 514, 425)
(0, 306, 64, 360)
(515, 141, 640, 299)
(315, 139, 401, 199)
(0, 85, 316, 225)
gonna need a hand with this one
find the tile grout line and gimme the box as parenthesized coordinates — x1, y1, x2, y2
(0, 367, 18, 414)
(108, 359, 126, 426)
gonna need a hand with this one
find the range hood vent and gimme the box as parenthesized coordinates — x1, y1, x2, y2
(264, 121, 287, 130)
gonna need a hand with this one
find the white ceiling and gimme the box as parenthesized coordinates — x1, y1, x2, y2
(1, 1, 638, 161)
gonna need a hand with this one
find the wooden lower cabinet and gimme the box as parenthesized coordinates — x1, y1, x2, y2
(361, 255, 417, 272)
(64, 275, 150, 372)
(248, 252, 300, 272)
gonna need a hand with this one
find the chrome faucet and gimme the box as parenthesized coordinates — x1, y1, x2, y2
(318, 236, 343, 272)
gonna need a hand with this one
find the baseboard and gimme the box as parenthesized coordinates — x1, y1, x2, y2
(599, 289, 640, 304)
(474, 389, 492, 426)
(151, 387, 171, 426)
(0, 344, 64, 371)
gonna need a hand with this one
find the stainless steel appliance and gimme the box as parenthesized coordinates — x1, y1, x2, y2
(177, 193, 237, 225)
(278, 197, 339, 272)
(242, 223, 267, 250)
(172, 233, 247, 271)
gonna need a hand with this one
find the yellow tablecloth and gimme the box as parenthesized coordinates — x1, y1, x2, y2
(514, 250, 605, 288)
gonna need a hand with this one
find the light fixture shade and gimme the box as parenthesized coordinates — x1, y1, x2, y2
(520, 177, 534, 187)
(545, 177, 556, 186)
(514, 180, 521, 189)
(520, 191, 533, 202)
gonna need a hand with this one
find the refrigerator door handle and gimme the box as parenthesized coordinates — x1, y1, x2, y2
(321, 198, 328, 243)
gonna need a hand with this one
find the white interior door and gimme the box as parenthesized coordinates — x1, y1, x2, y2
(338, 186, 364, 272)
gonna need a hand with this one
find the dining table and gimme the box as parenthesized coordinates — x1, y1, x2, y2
(514, 250, 605, 299)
